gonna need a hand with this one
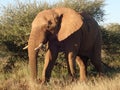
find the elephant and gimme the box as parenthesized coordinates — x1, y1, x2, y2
(25, 7, 104, 83)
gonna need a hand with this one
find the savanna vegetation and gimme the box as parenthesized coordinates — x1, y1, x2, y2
(0, 0, 120, 90)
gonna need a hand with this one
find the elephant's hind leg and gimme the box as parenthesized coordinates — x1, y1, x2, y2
(76, 56, 88, 82)
(91, 55, 104, 76)
(91, 35, 104, 76)
(67, 52, 76, 81)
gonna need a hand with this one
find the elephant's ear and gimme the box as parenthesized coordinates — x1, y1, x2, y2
(57, 13, 83, 41)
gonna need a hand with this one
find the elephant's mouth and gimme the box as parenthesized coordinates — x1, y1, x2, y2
(23, 30, 52, 51)
(34, 43, 43, 51)
(23, 43, 43, 51)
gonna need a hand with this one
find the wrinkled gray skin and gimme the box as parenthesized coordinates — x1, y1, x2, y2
(27, 7, 103, 83)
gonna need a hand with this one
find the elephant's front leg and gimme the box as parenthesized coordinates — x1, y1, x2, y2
(42, 48, 58, 83)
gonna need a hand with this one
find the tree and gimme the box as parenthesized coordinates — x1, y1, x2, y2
(0, 0, 105, 56)
(105, 23, 120, 32)
(102, 23, 120, 55)
(54, 0, 105, 22)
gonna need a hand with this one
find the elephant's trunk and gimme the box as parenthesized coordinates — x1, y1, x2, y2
(28, 29, 45, 80)
(28, 40, 38, 80)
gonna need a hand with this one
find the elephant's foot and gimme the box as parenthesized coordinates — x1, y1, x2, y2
(37, 77, 50, 85)
(79, 74, 87, 82)
(97, 72, 105, 79)
(79, 77, 87, 82)
(36, 78, 43, 84)
(36, 78, 48, 85)
(66, 74, 77, 83)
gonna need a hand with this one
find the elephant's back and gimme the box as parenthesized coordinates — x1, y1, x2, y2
(79, 13, 101, 58)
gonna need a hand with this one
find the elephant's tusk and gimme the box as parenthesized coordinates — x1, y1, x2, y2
(34, 43, 43, 51)
(23, 45, 28, 50)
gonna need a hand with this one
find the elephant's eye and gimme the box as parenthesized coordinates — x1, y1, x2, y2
(47, 20, 52, 29)
(47, 25, 50, 29)
(55, 16, 59, 22)
(48, 20, 52, 25)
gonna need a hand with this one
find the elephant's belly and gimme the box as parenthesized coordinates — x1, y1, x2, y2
(57, 41, 66, 52)
(78, 50, 92, 58)
(78, 34, 96, 58)
(79, 43, 94, 58)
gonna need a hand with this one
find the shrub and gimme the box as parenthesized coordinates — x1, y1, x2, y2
(0, 0, 105, 57)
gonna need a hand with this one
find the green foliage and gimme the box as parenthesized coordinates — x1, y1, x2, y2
(0, 1, 51, 56)
(54, 0, 105, 22)
(102, 24, 120, 54)
(0, 0, 105, 56)
(101, 24, 120, 73)
(105, 23, 120, 32)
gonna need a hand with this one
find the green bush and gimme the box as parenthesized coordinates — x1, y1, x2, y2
(0, 0, 104, 57)
(54, 0, 104, 22)
(0, 1, 51, 57)
(101, 26, 120, 71)
(102, 26, 120, 54)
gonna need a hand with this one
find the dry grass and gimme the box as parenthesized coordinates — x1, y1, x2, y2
(0, 58, 120, 90)
(65, 75, 120, 90)
(0, 74, 120, 90)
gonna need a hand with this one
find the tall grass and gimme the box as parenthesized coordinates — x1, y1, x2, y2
(65, 75, 120, 90)
(0, 58, 120, 90)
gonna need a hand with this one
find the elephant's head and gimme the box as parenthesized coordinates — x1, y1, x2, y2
(27, 7, 83, 80)
(31, 10, 61, 48)
(28, 9, 61, 80)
